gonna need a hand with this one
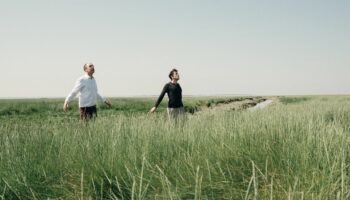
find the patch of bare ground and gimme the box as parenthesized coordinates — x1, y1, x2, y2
(193, 97, 279, 115)
(265, 96, 280, 105)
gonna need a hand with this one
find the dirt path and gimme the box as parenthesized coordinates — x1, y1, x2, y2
(191, 96, 280, 115)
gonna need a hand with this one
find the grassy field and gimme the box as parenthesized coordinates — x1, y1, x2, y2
(0, 96, 350, 199)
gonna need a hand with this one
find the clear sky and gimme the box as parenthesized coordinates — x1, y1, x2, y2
(1, 0, 349, 98)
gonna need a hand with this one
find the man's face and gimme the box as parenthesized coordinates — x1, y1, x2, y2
(172, 71, 180, 81)
(85, 64, 95, 75)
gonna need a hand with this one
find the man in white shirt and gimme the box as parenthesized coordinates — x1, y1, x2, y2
(63, 63, 111, 120)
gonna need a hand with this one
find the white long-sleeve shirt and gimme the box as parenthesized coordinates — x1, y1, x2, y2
(65, 74, 106, 107)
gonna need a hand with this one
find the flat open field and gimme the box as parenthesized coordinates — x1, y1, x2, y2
(1, 96, 350, 199)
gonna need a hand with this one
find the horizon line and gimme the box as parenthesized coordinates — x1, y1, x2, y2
(1, 93, 350, 100)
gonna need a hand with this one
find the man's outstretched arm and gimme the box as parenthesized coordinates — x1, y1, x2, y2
(149, 84, 168, 113)
(97, 93, 111, 108)
(63, 79, 84, 111)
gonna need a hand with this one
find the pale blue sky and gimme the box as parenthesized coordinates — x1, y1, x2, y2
(1, 0, 349, 98)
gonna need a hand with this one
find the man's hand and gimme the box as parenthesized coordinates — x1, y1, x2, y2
(105, 100, 111, 108)
(63, 101, 69, 112)
(149, 107, 157, 113)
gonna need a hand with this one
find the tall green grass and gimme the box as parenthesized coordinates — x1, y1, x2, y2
(279, 96, 311, 104)
(0, 96, 251, 118)
(1, 96, 350, 199)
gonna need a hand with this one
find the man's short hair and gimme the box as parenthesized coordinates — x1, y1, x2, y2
(169, 69, 178, 80)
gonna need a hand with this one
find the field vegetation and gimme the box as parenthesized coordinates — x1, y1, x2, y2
(1, 96, 350, 199)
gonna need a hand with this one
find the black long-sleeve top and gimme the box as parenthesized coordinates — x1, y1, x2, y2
(154, 82, 184, 108)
